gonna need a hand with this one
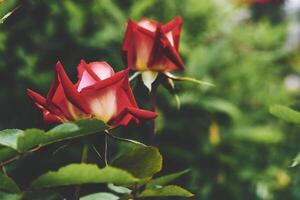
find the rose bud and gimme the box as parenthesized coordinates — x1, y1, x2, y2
(122, 16, 184, 91)
(27, 60, 157, 127)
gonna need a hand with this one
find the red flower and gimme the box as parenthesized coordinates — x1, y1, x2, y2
(27, 60, 157, 127)
(122, 16, 184, 72)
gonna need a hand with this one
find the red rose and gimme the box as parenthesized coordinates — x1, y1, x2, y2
(122, 16, 184, 72)
(27, 60, 157, 127)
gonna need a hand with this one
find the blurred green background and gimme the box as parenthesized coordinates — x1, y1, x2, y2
(1, 0, 300, 199)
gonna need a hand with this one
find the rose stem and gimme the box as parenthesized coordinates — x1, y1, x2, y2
(104, 129, 146, 146)
(74, 142, 89, 200)
(104, 134, 108, 166)
(149, 85, 158, 144)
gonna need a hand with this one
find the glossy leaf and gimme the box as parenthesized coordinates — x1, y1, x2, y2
(107, 183, 131, 194)
(113, 146, 162, 178)
(0, 173, 20, 193)
(139, 185, 194, 198)
(146, 169, 190, 189)
(0, 119, 107, 160)
(0, 129, 23, 150)
(270, 105, 300, 124)
(30, 163, 139, 189)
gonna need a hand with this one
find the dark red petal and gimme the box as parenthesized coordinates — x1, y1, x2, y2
(109, 107, 157, 127)
(42, 110, 62, 123)
(122, 20, 136, 70)
(77, 59, 88, 81)
(27, 89, 64, 123)
(120, 73, 138, 107)
(122, 19, 155, 71)
(122, 19, 137, 51)
(147, 24, 165, 69)
(162, 16, 182, 50)
(147, 25, 184, 71)
(127, 107, 158, 118)
(55, 61, 90, 114)
(47, 65, 61, 101)
(162, 40, 185, 70)
(27, 89, 47, 107)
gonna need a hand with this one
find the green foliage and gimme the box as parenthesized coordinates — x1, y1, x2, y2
(291, 152, 300, 167)
(0, 173, 20, 193)
(107, 183, 131, 194)
(139, 185, 194, 198)
(0, 121, 192, 199)
(0, 119, 106, 162)
(146, 169, 190, 189)
(0, 192, 21, 200)
(113, 146, 162, 179)
(232, 125, 283, 144)
(30, 164, 139, 189)
(270, 105, 300, 124)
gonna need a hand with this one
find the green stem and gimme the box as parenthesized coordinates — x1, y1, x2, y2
(104, 134, 108, 166)
(149, 84, 158, 144)
(164, 72, 215, 87)
(104, 130, 146, 147)
(74, 143, 89, 200)
(81, 143, 89, 163)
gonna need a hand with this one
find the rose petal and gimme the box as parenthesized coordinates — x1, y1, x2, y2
(138, 18, 158, 32)
(162, 16, 182, 50)
(79, 71, 129, 123)
(56, 61, 90, 114)
(109, 107, 157, 127)
(77, 61, 115, 92)
(27, 89, 63, 123)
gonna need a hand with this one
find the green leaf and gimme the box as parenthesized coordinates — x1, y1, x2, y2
(139, 185, 194, 198)
(0, 192, 22, 200)
(0, 173, 20, 193)
(30, 163, 139, 189)
(200, 98, 242, 122)
(291, 152, 300, 167)
(146, 169, 190, 189)
(80, 192, 119, 200)
(270, 105, 300, 124)
(107, 183, 131, 194)
(0, 129, 23, 150)
(113, 146, 162, 178)
(0, 147, 17, 162)
(0, 119, 107, 160)
(0, 0, 18, 23)
(232, 125, 283, 144)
